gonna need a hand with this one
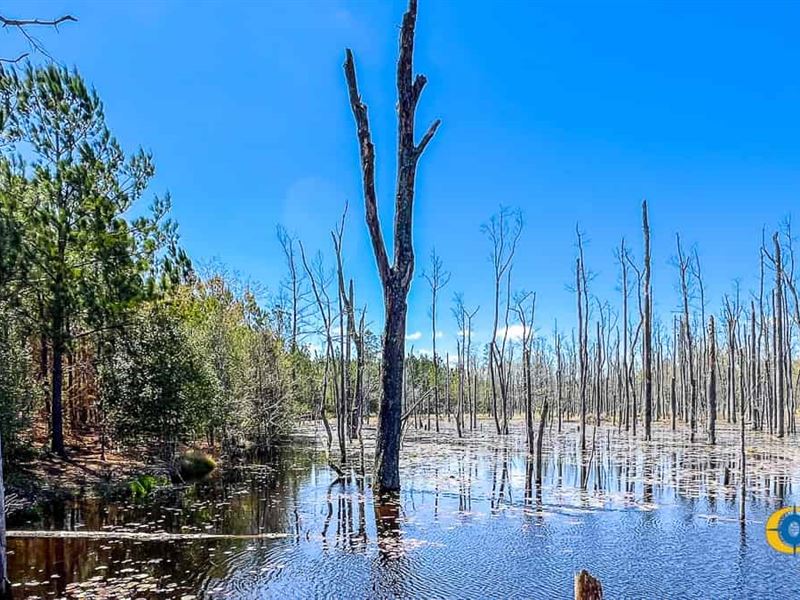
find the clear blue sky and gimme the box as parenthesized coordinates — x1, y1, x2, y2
(9, 0, 800, 354)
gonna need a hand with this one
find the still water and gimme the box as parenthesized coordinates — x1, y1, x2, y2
(8, 422, 800, 599)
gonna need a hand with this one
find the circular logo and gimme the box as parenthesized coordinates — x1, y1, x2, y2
(766, 507, 800, 554)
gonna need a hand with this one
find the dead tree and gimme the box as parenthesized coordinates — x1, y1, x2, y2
(576, 230, 590, 451)
(422, 249, 450, 433)
(671, 316, 678, 430)
(332, 211, 367, 441)
(453, 294, 478, 437)
(513, 291, 536, 452)
(300, 244, 337, 461)
(555, 323, 564, 433)
(642, 200, 653, 440)
(535, 385, 549, 485)
(676, 234, 697, 442)
(772, 233, 786, 437)
(484, 207, 523, 434)
(707, 315, 717, 445)
(344, 0, 440, 493)
(618, 239, 632, 431)
(277, 225, 310, 353)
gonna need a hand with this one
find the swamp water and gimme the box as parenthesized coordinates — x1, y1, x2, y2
(8, 422, 800, 599)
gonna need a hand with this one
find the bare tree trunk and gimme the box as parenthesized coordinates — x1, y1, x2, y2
(620, 240, 631, 432)
(642, 200, 653, 440)
(773, 233, 786, 437)
(676, 235, 697, 442)
(707, 315, 717, 445)
(536, 398, 549, 485)
(671, 316, 678, 430)
(575, 570, 603, 600)
(577, 239, 588, 452)
(344, 0, 439, 494)
(514, 292, 536, 452)
(740, 345, 747, 523)
(424, 249, 450, 435)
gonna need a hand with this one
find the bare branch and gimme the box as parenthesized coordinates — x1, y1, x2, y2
(416, 118, 441, 156)
(343, 49, 390, 285)
(0, 16, 77, 28)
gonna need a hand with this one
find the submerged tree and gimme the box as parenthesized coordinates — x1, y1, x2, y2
(344, 0, 440, 493)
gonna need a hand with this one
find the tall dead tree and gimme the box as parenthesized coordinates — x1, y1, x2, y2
(618, 239, 632, 432)
(772, 232, 786, 437)
(452, 294, 478, 437)
(300, 244, 338, 461)
(423, 249, 450, 433)
(277, 225, 308, 352)
(676, 235, 697, 442)
(513, 291, 536, 453)
(332, 210, 367, 441)
(642, 200, 653, 440)
(707, 315, 717, 445)
(484, 207, 523, 435)
(344, 0, 440, 493)
(576, 230, 590, 451)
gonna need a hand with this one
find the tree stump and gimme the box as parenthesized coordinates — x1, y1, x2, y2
(574, 569, 603, 600)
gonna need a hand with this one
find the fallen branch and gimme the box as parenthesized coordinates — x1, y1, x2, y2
(7, 529, 288, 541)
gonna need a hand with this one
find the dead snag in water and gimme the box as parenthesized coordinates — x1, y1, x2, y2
(299, 243, 336, 459)
(422, 249, 450, 434)
(675, 234, 697, 442)
(344, 0, 440, 493)
(574, 569, 603, 600)
(576, 229, 590, 451)
(771, 232, 786, 437)
(484, 207, 523, 435)
(535, 394, 549, 485)
(642, 200, 653, 440)
(512, 290, 536, 452)
(707, 315, 717, 445)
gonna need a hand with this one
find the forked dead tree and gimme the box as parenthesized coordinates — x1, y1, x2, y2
(512, 290, 537, 452)
(423, 248, 450, 433)
(344, 0, 440, 493)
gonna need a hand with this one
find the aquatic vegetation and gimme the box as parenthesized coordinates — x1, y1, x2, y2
(128, 474, 169, 500)
(177, 451, 217, 481)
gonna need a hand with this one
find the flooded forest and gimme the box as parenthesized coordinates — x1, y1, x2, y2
(2, 1, 800, 599)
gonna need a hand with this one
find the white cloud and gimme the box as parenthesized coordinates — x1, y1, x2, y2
(499, 323, 534, 341)
(406, 331, 423, 341)
(435, 330, 445, 339)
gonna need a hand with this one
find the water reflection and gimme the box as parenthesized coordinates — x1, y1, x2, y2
(8, 423, 800, 598)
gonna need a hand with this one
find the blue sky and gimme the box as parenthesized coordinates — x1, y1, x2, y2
(9, 0, 800, 354)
